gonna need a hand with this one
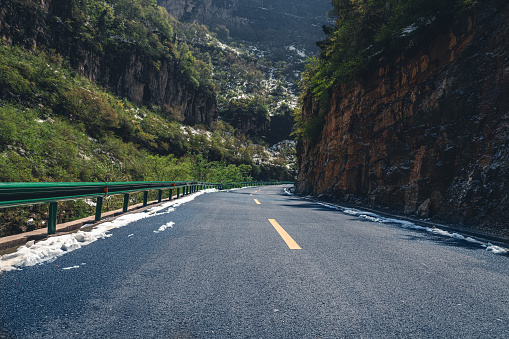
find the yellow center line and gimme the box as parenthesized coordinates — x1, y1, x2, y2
(254, 199, 261, 204)
(268, 219, 301, 250)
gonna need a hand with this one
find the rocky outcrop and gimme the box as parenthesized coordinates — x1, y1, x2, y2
(158, 0, 256, 40)
(0, 0, 216, 125)
(296, 2, 509, 236)
(158, 0, 331, 51)
(108, 53, 216, 125)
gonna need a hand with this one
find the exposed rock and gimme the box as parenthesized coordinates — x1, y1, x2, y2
(416, 199, 431, 218)
(0, 0, 216, 125)
(158, 0, 330, 51)
(158, 0, 256, 40)
(296, 2, 509, 236)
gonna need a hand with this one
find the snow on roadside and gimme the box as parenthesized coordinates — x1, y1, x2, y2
(0, 189, 218, 273)
(154, 222, 174, 233)
(316, 201, 508, 255)
(283, 188, 508, 255)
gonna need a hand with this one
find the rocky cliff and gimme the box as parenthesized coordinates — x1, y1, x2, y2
(296, 2, 509, 236)
(0, 0, 216, 125)
(158, 0, 330, 51)
(158, 0, 255, 39)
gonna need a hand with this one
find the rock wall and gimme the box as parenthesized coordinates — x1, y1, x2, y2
(157, 0, 331, 50)
(158, 0, 256, 40)
(0, 0, 216, 125)
(296, 3, 509, 236)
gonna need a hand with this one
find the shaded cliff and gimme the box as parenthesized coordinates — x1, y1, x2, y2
(0, 0, 216, 125)
(296, 2, 509, 236)
(158, 0, 255, 40)
(158, 0, 330, 51)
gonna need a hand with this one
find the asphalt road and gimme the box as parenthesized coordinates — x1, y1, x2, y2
(1, 185, 508, 338)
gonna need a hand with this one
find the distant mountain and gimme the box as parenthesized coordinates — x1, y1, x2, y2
(158, 0, 332, 56)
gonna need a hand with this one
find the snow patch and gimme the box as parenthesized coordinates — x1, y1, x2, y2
(0, 189, 218, 273)
(154, 222, 175, 233)
(286, 45, 306, 58)
(315, 202, 508, 255)
(401, 23, 418, 36)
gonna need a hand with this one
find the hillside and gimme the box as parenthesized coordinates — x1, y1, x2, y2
(0, 0, 297, 236)
(158, 0, 332, 142)
(295, 0, 509, 237)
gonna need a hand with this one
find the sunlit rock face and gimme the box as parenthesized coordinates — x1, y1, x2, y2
(296, 3, 509, 236)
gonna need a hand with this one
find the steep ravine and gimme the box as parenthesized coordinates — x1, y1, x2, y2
(296, 3, 509, 237)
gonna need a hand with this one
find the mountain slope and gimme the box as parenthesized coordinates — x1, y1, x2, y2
(0, 0, 296, 236)
(1, 0, 216, 124)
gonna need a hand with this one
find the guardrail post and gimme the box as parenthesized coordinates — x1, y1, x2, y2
(143, 191, 148, 206)
(169, 189, 173, 201)
(95, 197, 103, 221)
(158, 190, 162, 203)
(177, 187, 180, 198)
(48, 202, 58, 234)
(123, 194, 129, 213)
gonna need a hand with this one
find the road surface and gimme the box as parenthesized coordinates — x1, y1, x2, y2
(1, 185, 508, 338)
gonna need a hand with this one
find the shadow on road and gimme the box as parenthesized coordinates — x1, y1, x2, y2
(280, 199, 508, 257)
(400, 233, 484, 252)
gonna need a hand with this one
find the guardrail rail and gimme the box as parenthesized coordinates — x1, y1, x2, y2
(0, 181, 293, 235)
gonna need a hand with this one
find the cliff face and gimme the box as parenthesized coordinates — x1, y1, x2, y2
(158, 0, 255, 40)
(0, 0, 216, 125)
(158, 0, 330, 51)
(296, 3, 509, 236)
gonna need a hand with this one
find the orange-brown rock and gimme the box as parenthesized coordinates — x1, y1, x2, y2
(296, 3, 509, 237)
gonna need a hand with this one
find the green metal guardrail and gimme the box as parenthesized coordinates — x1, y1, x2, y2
(0, 181, 293, 235)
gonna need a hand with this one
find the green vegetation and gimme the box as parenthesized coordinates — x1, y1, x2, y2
(169, 20, 297, 141)
(301, 0, 477, 102)
(295, 0, 478, 139)
(0, 43, 291, 236)
(0, 42, 292, 181)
